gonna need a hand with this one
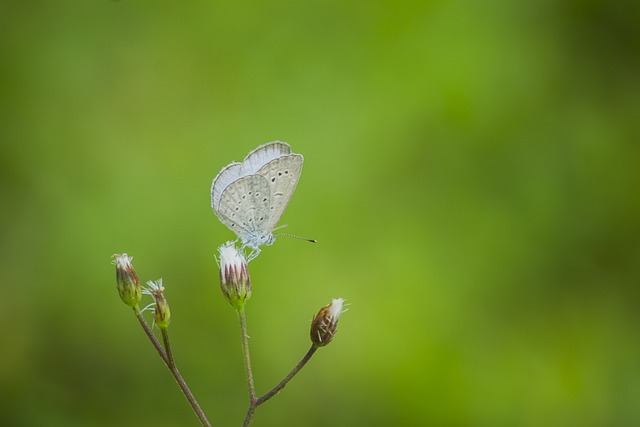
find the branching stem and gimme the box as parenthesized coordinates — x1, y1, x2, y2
(134, 307, 212, 427)
(238, 308, 319, 427)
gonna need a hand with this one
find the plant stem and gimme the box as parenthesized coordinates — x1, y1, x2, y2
(134, 307, 169, 365)
(242, 344, 319, 426)
(238, 309, 256, 400)
(256, 345, 317, 405)
(161, 329, 212, 427)
(133, 307, 212, 427)
(242, 406, 256, 427)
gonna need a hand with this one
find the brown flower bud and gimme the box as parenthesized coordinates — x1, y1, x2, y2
(310, 298, 345, 347)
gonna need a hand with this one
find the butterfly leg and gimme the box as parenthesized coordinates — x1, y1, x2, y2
(246, 247, 261, 263)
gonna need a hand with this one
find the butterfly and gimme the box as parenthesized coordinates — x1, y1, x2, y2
(211, 141, 305, 260)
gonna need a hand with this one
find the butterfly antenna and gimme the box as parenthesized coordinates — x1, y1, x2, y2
(277, 233, 317, 243)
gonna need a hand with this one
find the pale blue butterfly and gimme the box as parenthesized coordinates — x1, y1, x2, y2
(211, 141, 307, 260)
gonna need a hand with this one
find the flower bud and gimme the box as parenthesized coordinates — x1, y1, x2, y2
(310, 298, 346, 347)
(112, 253, 142, 308)
(218, 242, 252, 311)
(143, 279, 171, 329)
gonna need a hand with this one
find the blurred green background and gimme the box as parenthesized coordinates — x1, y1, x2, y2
(1, 1, 639, 426)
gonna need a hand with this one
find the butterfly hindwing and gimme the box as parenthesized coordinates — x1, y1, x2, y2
(215, 175, 271, 245)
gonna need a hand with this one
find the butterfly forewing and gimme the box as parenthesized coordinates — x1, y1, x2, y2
(256, 154, 303, 230)
(243, 142, 292, 174)
(211, 162, 243, 210)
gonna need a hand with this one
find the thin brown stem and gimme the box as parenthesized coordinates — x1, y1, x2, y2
(134, 307, 169, 365)
(133, 307, 212, 427)
(242, 405, 256, 427)
(256, 345, 317, 405)
(242, 344, 319, 426)
(161, 329, 212, 427)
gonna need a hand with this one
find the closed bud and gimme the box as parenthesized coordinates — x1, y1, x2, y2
(310, 298, 346, 347)
(112, 253, 141, 308)
(218, 242, 252, 311)
(143, 279, 171, 329)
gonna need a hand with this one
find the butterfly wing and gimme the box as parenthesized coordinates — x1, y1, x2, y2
(211, 162, 243, 211)
(256, 154, 303, 231)
(243, 141, 292, 173)
(211, 141, 291, 211)
(212, 141, 303, 249)
(215, 174, 271, 248)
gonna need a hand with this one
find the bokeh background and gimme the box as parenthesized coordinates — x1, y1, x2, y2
(1, 1, 639, 426)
